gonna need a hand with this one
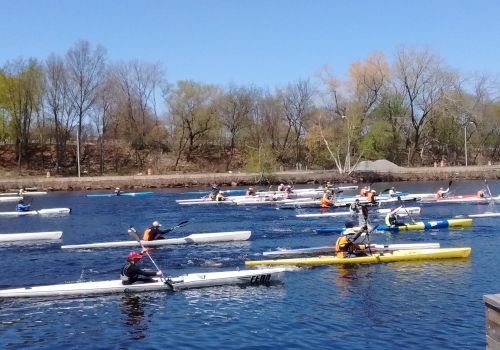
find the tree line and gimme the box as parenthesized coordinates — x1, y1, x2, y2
(0, 40, 499, 176)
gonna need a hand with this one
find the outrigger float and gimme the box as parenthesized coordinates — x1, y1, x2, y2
(0, 267, 295, 298)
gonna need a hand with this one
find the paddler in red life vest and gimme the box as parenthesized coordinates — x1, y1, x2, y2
(335, 221, 368, 258)
(120, 251, 162, 285)
(245, 187, 255, 196)
(143, 221, 169, 241)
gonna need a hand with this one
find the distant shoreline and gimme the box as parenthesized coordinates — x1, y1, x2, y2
(0, 165, 498, 192)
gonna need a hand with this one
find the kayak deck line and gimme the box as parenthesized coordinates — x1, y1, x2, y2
(86, 192, 155, 197)
(61, 231, 252, 249)
(0, 267, 295, 298)
(262, 243, 441, 257)
(296, 207, 422, 218)
(0, 231, 63, 242)
(245, 247, 472, 266)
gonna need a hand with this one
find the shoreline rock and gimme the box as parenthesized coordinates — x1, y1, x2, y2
(0, 165, 498, 192)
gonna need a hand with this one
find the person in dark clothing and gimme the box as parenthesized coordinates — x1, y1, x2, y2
(120, 251, 162, 285)
(142, 221, 170, 241)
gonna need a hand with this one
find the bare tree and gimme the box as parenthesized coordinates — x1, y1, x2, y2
(392, 46, 457, 165)
(65, 40, 106, 176)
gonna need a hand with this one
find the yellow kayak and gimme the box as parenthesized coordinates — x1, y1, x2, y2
(245, 247, 471, 266)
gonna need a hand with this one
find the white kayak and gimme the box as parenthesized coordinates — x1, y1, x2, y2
(0, 267, 295, 298)
(262, 243, 441, 257)
(0, 208, 71, 217)
(0, 231, 63, 242)
(0, 196, 23, 203)
(0, 191, 47, 196)
(455, 212, 500, 218)
(295, 207, 422, 218)
(61, 231, 252, 249)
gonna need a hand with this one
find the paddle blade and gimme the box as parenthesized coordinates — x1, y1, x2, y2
(448, 180, 453, 188)
(128, 226, 141, 242)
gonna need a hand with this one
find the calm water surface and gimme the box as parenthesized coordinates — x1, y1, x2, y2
(0, 180, 498, 349)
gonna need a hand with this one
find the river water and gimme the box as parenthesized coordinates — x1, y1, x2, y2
(0, 180, 498, 349)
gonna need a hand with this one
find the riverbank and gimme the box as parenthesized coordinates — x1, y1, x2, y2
(0, 164, 498, 191)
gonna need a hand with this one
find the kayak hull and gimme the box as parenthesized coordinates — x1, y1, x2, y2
(245, 248, 471, 266)
(0, 231, 63, 242)
(315, 218, 473, 234)
(61, 231, 252, 249)
(0, 267, 293, 298)
(86, 192, 154, 197)
(296, 207, 421, 218)
(0, 208, 71, 217)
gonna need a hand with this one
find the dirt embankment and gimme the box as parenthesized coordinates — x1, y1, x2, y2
(0, 165, 498, 192)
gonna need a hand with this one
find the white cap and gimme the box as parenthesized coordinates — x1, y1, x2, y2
(152, 221, 161, 227)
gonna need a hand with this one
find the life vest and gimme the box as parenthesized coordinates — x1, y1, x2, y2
(215, 193, 225, 201)
(335, 235, 366, 258)
(143, 228, 153, 241)
(367, 192, 375, 203)
(246, 190, 254, 196)
(360, 187, 369, 196)
(385, 213, 398, 226)
(208, 193, 216, 200)
(320, 194, 330, 208)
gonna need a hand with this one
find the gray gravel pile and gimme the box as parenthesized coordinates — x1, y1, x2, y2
(354, 159, 402, 172)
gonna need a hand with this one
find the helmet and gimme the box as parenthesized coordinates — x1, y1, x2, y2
(249, 187, 254, 191)
(219, 191, 224, 195)
(345, 221, 355, 228)
(128, 251, 143, 260)
(152, 221, 161, 227)
(115, 187, 120, 190)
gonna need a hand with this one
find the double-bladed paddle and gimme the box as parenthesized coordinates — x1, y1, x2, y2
(397, 196, 417, 224)
(127, 226, 173, 288)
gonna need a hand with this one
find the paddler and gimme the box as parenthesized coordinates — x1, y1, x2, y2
(335, 221, 368, 258)
(385, 211, 404, 227)
(277, 183, 285, 191)
(16, 198, 30, 212)
(208, 184, 220, 200)
(388, 187, 396, 195)
(360, 185, 370, 196)
(120, 251, 163, 285)
(246, 187, 255, 196)
(143, 221, 170, 241)
(477, 189, 486, 198)
(114, 187, 121, 195)
(215, 191, 226, 201)
(320, 190, 332, 208)
(349, 199, 368, 228)
(366, 189, 377, 204)
(435, 187, 449, 199)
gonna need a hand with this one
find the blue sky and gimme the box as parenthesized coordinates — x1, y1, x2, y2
(1, 0, 499, 89)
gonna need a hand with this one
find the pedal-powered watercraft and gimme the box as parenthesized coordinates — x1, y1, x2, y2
(86, 192, 154, 197)
(245, 247, 471, 266)
(0, 231, 63, 242)
(61, 231, 252, 250)
(0, 267, 295, 298)
(315, 218, 472, 234)
(262, 243, 441, 257)
(0, 208, 71, 217)
(295, 207, 421, 218)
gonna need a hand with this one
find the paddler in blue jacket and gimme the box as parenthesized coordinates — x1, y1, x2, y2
(120, 251, 162, 285)
(16, 198, 30, 212)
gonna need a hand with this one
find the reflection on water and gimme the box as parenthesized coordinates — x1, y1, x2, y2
(120, 295, 149, 340)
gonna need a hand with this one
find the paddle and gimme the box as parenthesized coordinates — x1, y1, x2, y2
(397, 196, 416, 224)
(127, 226, 172, 288)
(164, 220, 189, 234)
